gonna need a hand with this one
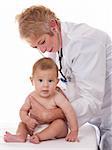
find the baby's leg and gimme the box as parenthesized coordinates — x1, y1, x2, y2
(4, 122, 28, 142)
(30, 119, 68, 144)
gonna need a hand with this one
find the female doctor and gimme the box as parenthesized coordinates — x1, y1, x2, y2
(16, 5, 112, 150)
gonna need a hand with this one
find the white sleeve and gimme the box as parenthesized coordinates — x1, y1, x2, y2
(68, 37, 106, 126)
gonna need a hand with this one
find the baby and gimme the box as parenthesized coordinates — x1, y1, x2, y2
(4, 57, 79, 144)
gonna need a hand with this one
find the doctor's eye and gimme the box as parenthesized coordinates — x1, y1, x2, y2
(32, 46, 37, 49)
(39, 40, 45, 45)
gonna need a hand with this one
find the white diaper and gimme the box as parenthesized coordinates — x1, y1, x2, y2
(34, 124, 49, 133)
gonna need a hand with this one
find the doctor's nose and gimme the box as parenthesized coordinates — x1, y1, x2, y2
(40, 49, 46, 53)
(32, 45, 46, 53)
(38, 46, 46, 53)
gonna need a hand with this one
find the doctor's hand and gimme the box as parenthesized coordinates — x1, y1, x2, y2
(29, 96, 65, 123)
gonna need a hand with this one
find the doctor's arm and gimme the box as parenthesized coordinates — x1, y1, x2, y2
(69, 38, 106, 127)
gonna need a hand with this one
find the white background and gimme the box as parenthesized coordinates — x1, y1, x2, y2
(0, 0, 112, 125)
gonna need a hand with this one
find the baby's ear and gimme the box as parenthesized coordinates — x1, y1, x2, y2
(30, 76, 33, 85)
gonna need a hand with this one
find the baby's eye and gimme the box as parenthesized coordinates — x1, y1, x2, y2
(38, 79, 43, 82)
(49, 80, 53, 83)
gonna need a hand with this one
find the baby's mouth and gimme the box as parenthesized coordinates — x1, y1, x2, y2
(42, 90, 49, 93)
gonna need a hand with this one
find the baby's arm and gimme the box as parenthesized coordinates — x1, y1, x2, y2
(55, 92, 79, 142)
(20, 95, 38, 131)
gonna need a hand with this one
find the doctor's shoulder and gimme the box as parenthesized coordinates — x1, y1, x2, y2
(62, 22, 109, 40)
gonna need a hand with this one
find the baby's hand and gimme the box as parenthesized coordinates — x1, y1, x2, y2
(26, 118, 38, 131)
(30, 134, 40, 144)
(65, 131, 79, 142)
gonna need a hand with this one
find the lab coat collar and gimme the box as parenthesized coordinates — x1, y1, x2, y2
(61, 22, 71, 51)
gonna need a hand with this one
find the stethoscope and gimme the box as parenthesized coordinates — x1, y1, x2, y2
(58, 48, 67, 83)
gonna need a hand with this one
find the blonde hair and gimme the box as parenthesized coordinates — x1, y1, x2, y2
(32, 57, 58, 77)
(16, 5, 60, 39)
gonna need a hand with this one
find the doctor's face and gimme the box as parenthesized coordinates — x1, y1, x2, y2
(27, 31, 61, 53)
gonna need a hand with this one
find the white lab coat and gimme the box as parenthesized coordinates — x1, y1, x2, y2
(47, 22, 112, 149)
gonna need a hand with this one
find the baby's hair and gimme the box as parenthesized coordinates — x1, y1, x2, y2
(32, 57, 58, 77)
(16, 5, 60, 39)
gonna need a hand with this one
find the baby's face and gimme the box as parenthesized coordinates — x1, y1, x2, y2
(32, 68, 58, 98)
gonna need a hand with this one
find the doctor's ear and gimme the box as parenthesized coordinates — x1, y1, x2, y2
(50, 19, 57, 31)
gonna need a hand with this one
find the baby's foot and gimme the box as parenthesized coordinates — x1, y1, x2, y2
(4, 131, 26, 142)
(30, 134, 40, 144)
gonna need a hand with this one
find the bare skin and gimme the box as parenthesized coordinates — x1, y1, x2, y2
(4, 119, 68, 143)
(4, 68, 79, 143)
(4, 131, 25, 142)
(29, 97, 65, 123)
(4, 122, 28, 142)
(30, 119, 68, 144)
(29, 96, 79, 142)
(28, 87, 67, 124)
(4, 100, 67, 143)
